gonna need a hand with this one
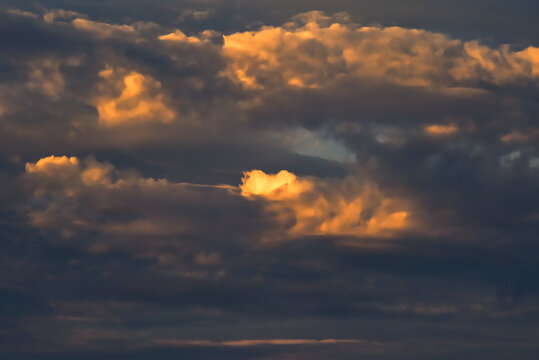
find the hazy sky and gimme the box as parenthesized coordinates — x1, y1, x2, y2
(1, 1, 538, 359)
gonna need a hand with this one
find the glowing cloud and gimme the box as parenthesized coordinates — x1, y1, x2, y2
(25, 157, 413, 243)
(240, 170, 411, 237)
(25, 155, 79, 173)
(221, 12, 539, 90)
(240, 169, 313, 199)
(94, 68, 175, 127)
(158, 30, 203, 43)
(424, 124, 459, 136)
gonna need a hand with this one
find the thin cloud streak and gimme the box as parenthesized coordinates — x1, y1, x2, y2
(153, 338, 373, 347)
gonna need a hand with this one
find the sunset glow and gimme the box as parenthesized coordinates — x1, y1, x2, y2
(1, 2, 538, 359)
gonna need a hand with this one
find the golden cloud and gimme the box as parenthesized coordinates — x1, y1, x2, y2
(25, 157, 414, 244)
(158, 30, 203, 44)
(240, 169, 313, 200)
(94, 68, 175, 127)
(240, 169, 411, 237)
(26, 155, 79, 173)
(221, 12, 539, 90)
(72, 18, 136, 39)
(424, 124, 459, 136)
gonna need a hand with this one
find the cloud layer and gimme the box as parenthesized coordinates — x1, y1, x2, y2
(1, 4, 539, 360)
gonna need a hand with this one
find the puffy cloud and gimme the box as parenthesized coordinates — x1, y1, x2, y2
(25, 156, 415, 248)
(2, 7, 539, 359)
(240, 169, 411, 237)
(25, 155, 79, 173)
(221, 12, 539, 91)
(93, 68, 175, 127)
(240, 170, 313, 200)
(24, 155, 245, 258)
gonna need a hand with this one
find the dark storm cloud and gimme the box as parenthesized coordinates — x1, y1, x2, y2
(0, 4, 538, 360)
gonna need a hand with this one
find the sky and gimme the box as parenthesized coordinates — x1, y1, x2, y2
(0, 1, 538, 359)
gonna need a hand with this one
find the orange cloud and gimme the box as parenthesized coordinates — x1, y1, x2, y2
(424, 124, 459, 136)
(500, 128, 539, 143)
(240, 169, 313, 200)
(240, 170, 411, 237)
(158, 30, 203, 44)
(94, 68, 175, 127)
(221, 12, 539, 91)
(25, 157, 414, 244)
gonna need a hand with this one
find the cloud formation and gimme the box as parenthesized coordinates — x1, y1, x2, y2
(94, 68, 175, 127)
(1, 4, 539, 360)
(25, 155, 244, 245)
(25, 156, 413, 246)
(241, 170, 411, 237)
(222, 12, 539, 91)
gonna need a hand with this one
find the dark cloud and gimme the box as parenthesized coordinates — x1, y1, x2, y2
(4, 0, 539, 45)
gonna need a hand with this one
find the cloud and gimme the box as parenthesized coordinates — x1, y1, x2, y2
(177, 9, 212, 22)
(158, 30, 204, 44)
(221, 12, 539, 91)
(93, 68, 175, 127)
(71, 18, 137, 39)
(501, 128, 539, 144)
(24, 155, 246, 259)
(42, 9, 141, 41)
(25, 155, 79, 173)
(2, 7, 539, 359)
(24, 56, 81, 99)
(7, 8, 38, 19)
(1, 9, 536, 236)
(423, 124, 459, 136)
(153, 338, 368, 347)
(240, 170, 313, 200)
(240, 169, 411, 237)
(42, 9, 82, 23)
(24, 156, 416, 251)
